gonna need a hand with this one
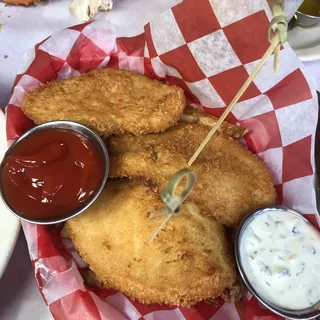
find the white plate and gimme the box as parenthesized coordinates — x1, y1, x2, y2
(0, 111, 20, 279)
(287, 23, 320, 62)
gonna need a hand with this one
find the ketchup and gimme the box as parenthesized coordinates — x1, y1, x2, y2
(1, 129, 104, 220)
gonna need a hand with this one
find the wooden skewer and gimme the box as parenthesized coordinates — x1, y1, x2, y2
(273, 43, 280, 72)
(187, 33, 281, 167)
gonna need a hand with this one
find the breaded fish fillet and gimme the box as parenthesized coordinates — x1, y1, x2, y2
(22, 69, 186, 136)
(107, 123, 276, 227)
(181, 105, 247, 138)
(64, 179, 238, 306)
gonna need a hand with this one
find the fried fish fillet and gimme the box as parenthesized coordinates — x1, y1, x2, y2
(63, 179, 238, 306)
(181, 105, 247, 138)
(107, 123, 276, 227)
(22, 69, 186, 136)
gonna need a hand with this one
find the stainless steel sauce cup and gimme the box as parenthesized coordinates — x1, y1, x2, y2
(235, 206, 320, 320)
(0, 121, 109, 225)
(291, 11, 320, 28)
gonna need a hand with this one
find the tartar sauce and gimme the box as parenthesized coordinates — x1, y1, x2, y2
(240, 209, 320, 310)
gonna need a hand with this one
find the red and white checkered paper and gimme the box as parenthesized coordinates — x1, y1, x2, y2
(5, 0, 320, 319)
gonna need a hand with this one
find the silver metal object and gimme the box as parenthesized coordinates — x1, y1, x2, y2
(0, 121, 109, 225)
(290, 11, 320, 29)
(235, 205, 320, 320)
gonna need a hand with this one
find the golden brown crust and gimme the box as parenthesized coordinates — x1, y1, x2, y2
(181, 105, 247, 138)
(107, 123, 276, 227)
(64, 180, 237, 307)
(22, 69, 186, 136)
(221, 279, 245, 303)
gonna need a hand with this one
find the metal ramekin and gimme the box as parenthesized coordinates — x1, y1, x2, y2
(290, 11, 320, 28)
(235, 206, 320, 320)
(0, 121, 109, 225)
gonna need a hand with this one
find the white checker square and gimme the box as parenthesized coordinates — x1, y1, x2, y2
(144, 308, 186, 320)
(144, 44, 150, 58)
(7, 139, 15, 147)
(244, 44, 302, 93)
(150, 9, 186, 56)
(128, 56, 144, 74)
(210, 302, 241, 320)
(209, 0, 272, 27)
(39, 258, 86, 305)
(188, 30, 241, 77)
(257, 147, 283, 185)
(9, 75, 41, 108)
(21, 222, 39, 260)
(57, 62, 80, 81)
(283, 176, 317, 213)
(151, 57, 167, 78)
(69, 250, 88, 269)
(275, 96, 318, 147)
(186, 78, 225, 108)
(97, 56, 111, 69)
(106, 292, 141, 320)
(118, 52, 129, 70)
(17, 48, 36, 75)
(89, 292, 126, 320)
(39, 29, 80, 60)
(82, 20, 118, 54)
(165, 65, 182, 79)
(61, 238, 74, 251)
(232, 95, 274, 120)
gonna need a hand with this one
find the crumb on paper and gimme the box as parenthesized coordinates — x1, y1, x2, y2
(3, 55, 8, 59)
(70, 0, 113, 22)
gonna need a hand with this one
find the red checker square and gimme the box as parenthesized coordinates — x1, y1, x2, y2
(235, 300, 246, 319)
(90, 288, 118, 300)
(11, 74, 23, 94)
(117, 34, 145, 57)
(274, 184, 283, 205)
(203, 106, 238, 124)
(282, 135, 313, 183)
(223, 10, 271, 64)
(166, 75, 200, 104)
(182, 298, 224, 319)
(172, 0, 221, 43)
(26, 50, 64, 83)
(304, 214, 320, 230)
(177, 308, 204, 320)
(239, 111, 282, 153)
(265, 69, 312, 109)
(107, 52, 120, 70)
(6, 105, 35, 141)
(37, 226, 65, 258)
(50, 290, 101, 320)
(132, 301, 176, 317)
(66, 34, 109, 74)
(160, 45, 205, 82)
(209, 66, 261, 105)
(144, 23, 158, 59)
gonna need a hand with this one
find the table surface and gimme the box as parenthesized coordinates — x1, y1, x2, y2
(0, 1, 319, 319)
